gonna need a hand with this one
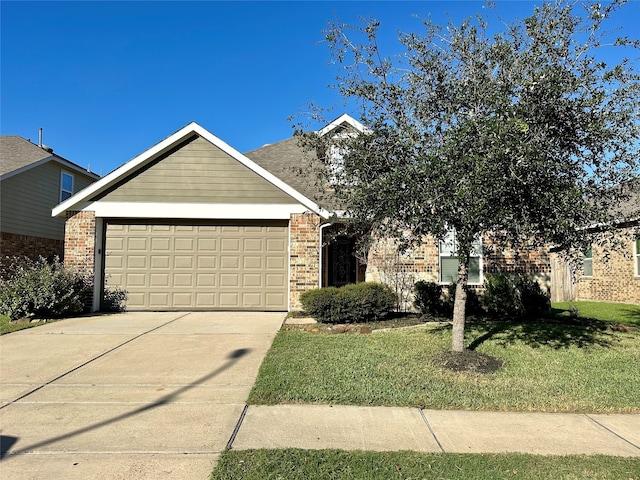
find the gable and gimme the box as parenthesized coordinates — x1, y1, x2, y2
(94, 135, 296, 204)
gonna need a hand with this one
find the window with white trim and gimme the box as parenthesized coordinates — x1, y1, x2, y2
(439, 229, 482, 285)
(582, 247, 593, 277)
(635, 236, 640, 277)
(60, 171, 74, 202)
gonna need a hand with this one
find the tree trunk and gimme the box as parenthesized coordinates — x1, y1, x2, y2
(451, 255, 470, 352)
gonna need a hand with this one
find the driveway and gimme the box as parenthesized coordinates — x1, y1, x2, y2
(0, 311, 285, 479)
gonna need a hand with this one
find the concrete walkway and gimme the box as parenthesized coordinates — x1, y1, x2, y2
(230, 405, 640, 457)
(0, 312, 285, 480)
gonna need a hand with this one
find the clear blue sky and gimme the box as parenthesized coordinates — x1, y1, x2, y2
(2, 1, 638, 176)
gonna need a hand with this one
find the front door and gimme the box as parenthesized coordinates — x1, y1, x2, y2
(327, 236, 357, 287)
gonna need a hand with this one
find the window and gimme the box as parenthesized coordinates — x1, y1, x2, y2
(582, 247, 593, 277)
(439, 229, 482, 285)
(60, 171, 73, 202)
(635, 236, 640, 277)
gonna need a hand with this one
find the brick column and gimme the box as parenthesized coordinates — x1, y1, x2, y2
(289, 213, 322, 310)
(64, 210, 96, 274)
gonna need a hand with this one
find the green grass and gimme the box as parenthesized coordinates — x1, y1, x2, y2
(249, 322, 640, 412)
(211, 449, 640, 480)
(552, 301, 640, 326)
(0, 314, 48, 335)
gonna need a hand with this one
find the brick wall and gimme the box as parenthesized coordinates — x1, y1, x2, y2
(289, 213, 322, 309)
(64, 210, 96, 273)
(0, 231, 63, 259)
(576, 228, 640, 304)
(366, 235, 551, 287)
(64, 211, 97, 309)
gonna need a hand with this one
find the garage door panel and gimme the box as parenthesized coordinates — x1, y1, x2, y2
(105, 222, 288, 311)
(151, 256, 171, 268)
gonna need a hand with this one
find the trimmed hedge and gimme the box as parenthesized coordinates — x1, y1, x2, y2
(300, 282, 397, 323)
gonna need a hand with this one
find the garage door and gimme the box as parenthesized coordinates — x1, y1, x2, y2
(104, 221, 288, 310)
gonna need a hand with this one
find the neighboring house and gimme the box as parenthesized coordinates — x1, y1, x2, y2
(550, 193, 640, 304)
(54, 117, 552, 312)
(1, 136, 100, 259)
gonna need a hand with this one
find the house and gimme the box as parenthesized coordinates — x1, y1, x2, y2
(54, 117, 553, 312)
(1, 136, 100, 259)
(550, 192, 640, 304)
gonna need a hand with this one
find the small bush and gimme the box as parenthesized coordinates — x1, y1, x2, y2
(0, 256, 91, 320)
(483, 274, 519, 318)
(300, 287, 340, 323)
(483, 273, 550, 319)
(516, 275, 551, 318)
(413, 280, 444, 315)
(103, 287, 128, 312)
(300, 283, 396, 323)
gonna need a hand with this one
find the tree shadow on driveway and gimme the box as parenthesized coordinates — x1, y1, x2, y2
(1, 348, 251, 459)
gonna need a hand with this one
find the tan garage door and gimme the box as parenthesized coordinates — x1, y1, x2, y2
(104, 221, 288, 310)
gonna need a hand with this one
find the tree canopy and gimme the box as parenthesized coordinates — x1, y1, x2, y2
(298, 0, 640, 351)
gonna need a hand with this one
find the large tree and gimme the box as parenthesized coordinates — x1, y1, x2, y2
(300, 0, 640, 351)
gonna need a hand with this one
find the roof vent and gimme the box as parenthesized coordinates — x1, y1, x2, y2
(41, 144, 54, 153)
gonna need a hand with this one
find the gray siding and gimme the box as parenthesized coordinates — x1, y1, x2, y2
(96, 135, 295, 204)
(0, 162, 96, 240)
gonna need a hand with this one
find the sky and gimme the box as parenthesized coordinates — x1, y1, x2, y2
(2, 0, 639, 176)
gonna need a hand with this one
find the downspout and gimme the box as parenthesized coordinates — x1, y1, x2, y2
(319, 222, 334, 288)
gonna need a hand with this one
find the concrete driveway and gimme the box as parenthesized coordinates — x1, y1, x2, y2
(0, 311, 285, 479)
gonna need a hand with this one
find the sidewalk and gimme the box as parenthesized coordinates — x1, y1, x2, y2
(230, 404, 640, 457)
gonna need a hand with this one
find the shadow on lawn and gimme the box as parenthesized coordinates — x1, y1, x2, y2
(467, 319, 618, 351)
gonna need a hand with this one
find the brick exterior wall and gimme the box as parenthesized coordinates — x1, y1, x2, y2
(64, 210, 96, 273)
(289, 213, 322, 310)
(367, 235, 551, 286)
(0, 231, 63, 260)
(576, 228, 640, 304)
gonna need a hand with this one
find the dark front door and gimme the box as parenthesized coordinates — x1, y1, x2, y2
(328, 236, 357, 287)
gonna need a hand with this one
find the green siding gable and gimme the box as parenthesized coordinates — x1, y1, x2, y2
(95, 135, 296, 204)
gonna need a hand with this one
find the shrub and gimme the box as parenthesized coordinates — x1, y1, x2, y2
(103, 287, 128, 312)
(515, 275, 551, 318)
(483, 273, 550, 319)
(300, 287, 339, 322)
(413, 280, 444, 315)
(300, 282, 396, 323)
(483, 274, 519, 318)
(0, 256, 92, 320)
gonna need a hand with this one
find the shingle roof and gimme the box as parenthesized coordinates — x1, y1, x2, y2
(0, 136, 52, 176)
(244, 136, 327, 205)
(0, 135, 100, 180)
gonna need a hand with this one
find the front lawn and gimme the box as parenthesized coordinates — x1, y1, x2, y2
(211, 449, 640, 480)
(552, 301, 640, 326)
(249, 320, 640, 412)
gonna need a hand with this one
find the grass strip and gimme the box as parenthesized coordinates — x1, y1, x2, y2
(211, 449, 640, 480)
(0, 314, 48, 335)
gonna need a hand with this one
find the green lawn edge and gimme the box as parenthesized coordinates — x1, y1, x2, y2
(211, 449, 640, 480)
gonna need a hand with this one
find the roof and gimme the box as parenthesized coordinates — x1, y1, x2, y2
(244, 114, 366, 211)
(0, 135, 99, 180)
(52, 122, 330, 218)
(244, 136, 323, 204)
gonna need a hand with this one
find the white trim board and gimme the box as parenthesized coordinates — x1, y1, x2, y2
(85, 201, 312, 220)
